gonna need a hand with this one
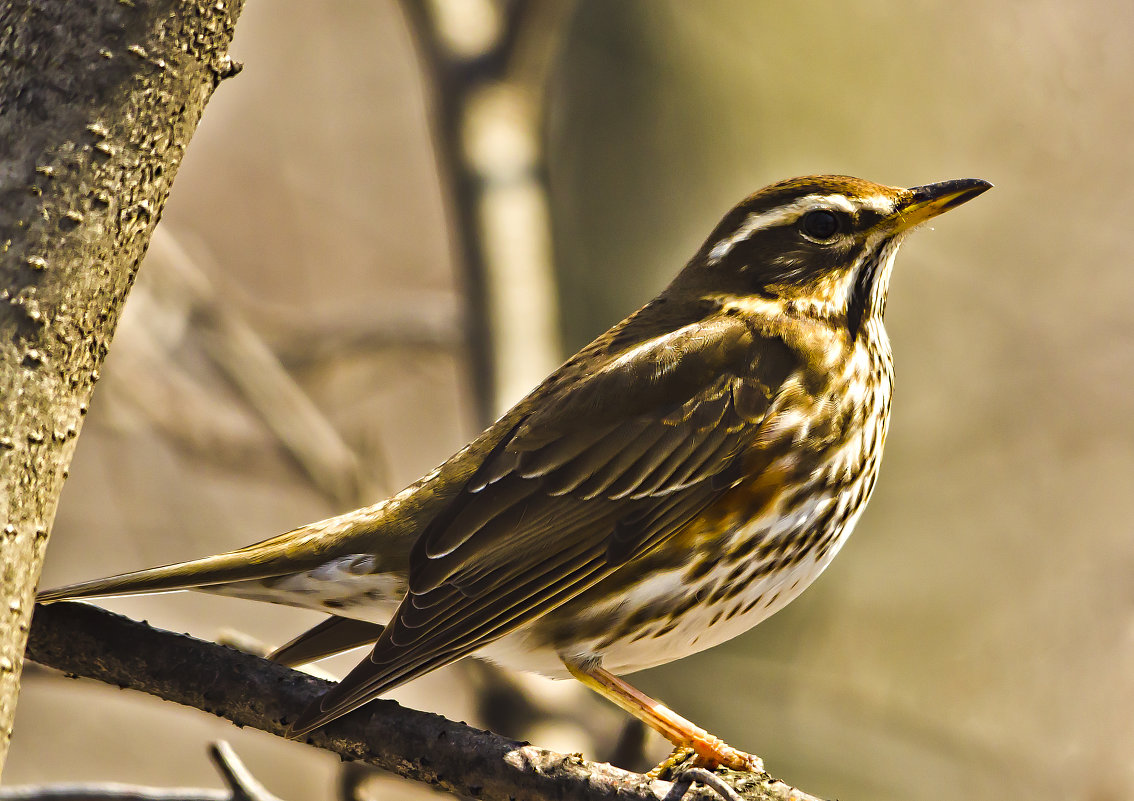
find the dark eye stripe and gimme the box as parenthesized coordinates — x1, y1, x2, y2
(705, 192, 891, 263)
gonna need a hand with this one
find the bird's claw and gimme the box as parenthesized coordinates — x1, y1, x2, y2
(687, 732, 764, 774)
(647, 740, 764, 780)
(647, 746, 696, 779)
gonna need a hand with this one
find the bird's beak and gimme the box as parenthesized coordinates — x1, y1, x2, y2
(892, 178, 992, 231)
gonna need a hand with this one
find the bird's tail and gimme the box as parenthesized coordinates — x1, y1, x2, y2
(37, 548, 290, 602)
(36, 502, 407, 603)
(36, 408, 513, 605)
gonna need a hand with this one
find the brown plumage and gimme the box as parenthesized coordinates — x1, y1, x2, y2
(39, 175, 991, 770)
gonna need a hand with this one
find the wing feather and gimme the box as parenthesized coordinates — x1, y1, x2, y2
(269, 617, 385, 667)
(288, 312, 800, 737)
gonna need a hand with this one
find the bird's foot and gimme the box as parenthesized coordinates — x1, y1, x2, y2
(647, 746, 695, 779)
(565, 661, 764, 777)
(684, 732, 764, 773)
(647, 738, 763, 779)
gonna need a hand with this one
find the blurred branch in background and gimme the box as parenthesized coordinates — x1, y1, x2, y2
(102, 228, 390, 510)
(271, 291, 461, 371)
(0, 742, 284, 801)
(398, 0, 575, 419)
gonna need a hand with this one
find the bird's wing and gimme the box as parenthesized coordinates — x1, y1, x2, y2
(269, 616, 386, 667)
(289, 315, 797, 735)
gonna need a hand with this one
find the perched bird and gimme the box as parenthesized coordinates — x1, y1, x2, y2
(39, 175, 991, 771)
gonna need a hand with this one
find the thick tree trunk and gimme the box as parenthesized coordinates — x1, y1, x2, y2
(0, 0, 244, 775)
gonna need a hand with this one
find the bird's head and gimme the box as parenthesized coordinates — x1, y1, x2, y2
(676, 175, 991, 335)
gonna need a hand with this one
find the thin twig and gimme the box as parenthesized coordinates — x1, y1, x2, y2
(148, 229, 387, 507)
(0, 741, 283, 801)
(207, 742, 283, 801)
(270, 294, 462, 368)
(670, 769, 744, 801)
(0, 787, 224, 801)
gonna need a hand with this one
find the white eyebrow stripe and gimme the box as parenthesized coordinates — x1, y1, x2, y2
(707, 192, 895, 264)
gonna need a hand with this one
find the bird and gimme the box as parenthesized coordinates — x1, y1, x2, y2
(38, 174, 991, 772)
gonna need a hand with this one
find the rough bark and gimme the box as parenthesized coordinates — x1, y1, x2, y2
(0, 0, 244, 775)
(27, 603, 824, 801)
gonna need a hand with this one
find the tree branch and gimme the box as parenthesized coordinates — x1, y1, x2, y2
(26, 603, 823, 801)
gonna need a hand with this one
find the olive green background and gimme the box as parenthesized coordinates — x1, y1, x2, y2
(13, 3, 1133, 800)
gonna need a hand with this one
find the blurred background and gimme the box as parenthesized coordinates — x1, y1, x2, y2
(10, 1, 1134, 799)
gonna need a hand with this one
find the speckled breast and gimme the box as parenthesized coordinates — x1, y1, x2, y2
(489, 331, 895, 679)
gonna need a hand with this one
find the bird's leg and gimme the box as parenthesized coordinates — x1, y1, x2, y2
(563, 660, 764, 774)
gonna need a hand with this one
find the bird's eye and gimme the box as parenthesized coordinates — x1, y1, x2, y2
(800, 210, 841, 241)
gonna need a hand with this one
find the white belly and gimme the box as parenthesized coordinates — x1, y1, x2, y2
(206, 554, 406, 625)
(478, 493, 870, 679)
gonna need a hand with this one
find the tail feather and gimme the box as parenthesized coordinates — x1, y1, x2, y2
(36, 503, 409, 604)
(36, 408, 515, 606)
(37, 548, 302, 603)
